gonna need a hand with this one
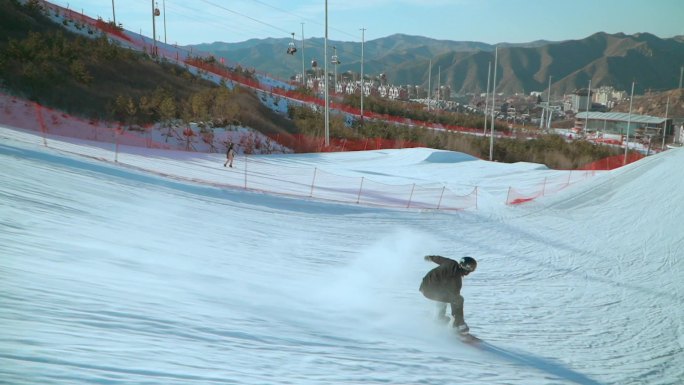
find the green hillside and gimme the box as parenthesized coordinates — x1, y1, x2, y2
(0, 0, 297, 136)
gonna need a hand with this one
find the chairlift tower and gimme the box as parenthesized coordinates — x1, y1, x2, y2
(151, 1, 160, 56)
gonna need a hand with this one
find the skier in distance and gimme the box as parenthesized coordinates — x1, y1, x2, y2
(224, 142, 236, 168)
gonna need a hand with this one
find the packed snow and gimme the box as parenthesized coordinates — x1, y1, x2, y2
(1, 125, 682, 385)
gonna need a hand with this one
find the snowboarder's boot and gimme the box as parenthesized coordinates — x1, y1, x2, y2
(454, 322, 470, 335)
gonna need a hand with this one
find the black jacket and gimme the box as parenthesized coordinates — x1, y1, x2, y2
(419, 255, 466, 303)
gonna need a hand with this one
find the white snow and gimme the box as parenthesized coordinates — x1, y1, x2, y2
(1, 124, 683, 385)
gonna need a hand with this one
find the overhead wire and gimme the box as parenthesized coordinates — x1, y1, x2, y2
(240, 0, 437, 81)
(159, 0, 432, 83)
(249, 0, 413, 79)
(163, 2, 274, 43)
(197, 0, 292, 36)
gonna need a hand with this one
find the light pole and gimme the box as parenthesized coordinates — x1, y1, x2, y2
(483, 61, 490, 136)
(163, 0, 167, 44)
(151, 1, 157, 56)
(324, 0, 329, 147)
(623, 81, 635, 165)
(584, 79, 592, 135)
(662, 96, 670, 149)
(427, 59, 431, 111)
(437, 66, 441, 109)
(111, 0, 116, 25)
(301, 23, 305, 87)
(489, 46, 498, 161)
(546, 75, 552, 130)
(360, 27, 366, 122)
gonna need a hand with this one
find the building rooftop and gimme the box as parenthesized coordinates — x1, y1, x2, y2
(576, 111, 668, 125)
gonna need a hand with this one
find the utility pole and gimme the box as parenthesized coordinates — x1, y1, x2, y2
(437, 66, 442, 108)
(489, 47, 498, 161)
(324, 0, 329, 147)
(163, 0, 167, 44)
(546, 75, 552, 130)
(483, 61, 491, 136)
(360, 27, 366, 122)
(151, 1, 157, 56)
(662, 96, 670, 149)
(623, 81, 635, 165)
(584, 79, 592, 135)
(301, 23, 305, 87)
(427, 59, 432, 111)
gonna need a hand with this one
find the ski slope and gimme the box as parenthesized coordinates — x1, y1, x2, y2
(1, 125, 683, 385)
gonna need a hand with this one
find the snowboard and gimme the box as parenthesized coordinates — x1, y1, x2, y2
(457, 332, 482, 345)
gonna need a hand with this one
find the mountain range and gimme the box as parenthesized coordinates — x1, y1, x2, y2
(189, 32, 684, 97)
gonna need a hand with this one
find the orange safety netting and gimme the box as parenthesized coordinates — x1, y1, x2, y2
(579, 152, 645, 170)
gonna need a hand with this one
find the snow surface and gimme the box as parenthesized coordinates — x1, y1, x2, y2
(1, 125, 683, 385)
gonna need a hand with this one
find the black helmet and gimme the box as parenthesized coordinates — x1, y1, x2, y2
(459, 257, 477, 272)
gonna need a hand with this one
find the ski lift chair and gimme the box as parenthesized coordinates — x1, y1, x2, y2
(287, 33, 298, 55)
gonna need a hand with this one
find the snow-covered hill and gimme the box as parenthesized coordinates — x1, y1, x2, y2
(1, 125, 682, 385)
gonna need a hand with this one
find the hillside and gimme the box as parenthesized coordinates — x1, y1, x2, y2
(611, 88, 684, 119)
(0, 0, 297, 136)
(0, 0, 206, 116)
(194, 32, 684, 96)
(0, 0, 648, 169)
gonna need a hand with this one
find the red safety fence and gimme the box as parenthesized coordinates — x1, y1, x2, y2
(263, 133, 425, 153)
(506, 170, 599, 205)
(2, 91, 655, 210)
(579, 153, 645, 170)
(0, 94, 170, 150)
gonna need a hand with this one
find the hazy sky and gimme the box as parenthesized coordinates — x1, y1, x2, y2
(52, 0, 684, 45)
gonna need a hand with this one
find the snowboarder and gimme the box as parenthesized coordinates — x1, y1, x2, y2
(224, 142, 236, 168)
(419, 255, 477, 335)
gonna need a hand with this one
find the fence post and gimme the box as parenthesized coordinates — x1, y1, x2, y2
(474, 186, 478, 210)
(34, 103, 47, 147)
(356, 177, 364, 204)
(541, 177, 547, 196)
(310, 167, 317, 198)
(243, 155, 248, 189)
(407, 183, 415, 208)
(436, 186, 445, 209)
(505, 186, 512, 205)
(114, 127, 120, 163)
